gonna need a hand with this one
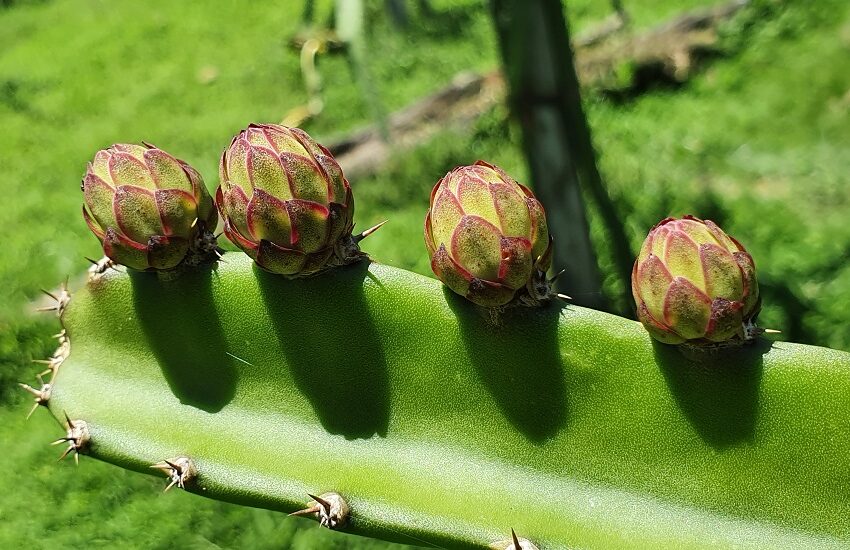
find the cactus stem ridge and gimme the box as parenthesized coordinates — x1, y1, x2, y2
(51, 414, 90, 465)
(151, 457, 197, 492)
(289, 492, 350, 529)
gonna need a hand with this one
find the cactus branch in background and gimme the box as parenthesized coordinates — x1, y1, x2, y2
(336, 0, 390, 143)
(490, 0, 634, 314)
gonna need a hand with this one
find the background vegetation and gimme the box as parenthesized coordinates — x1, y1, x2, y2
(1, 0, 847, 547)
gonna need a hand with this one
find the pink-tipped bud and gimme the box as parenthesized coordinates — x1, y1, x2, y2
(632, 215, 760, 345)
(424, 161, 553, 307)
(216, 124, 357, 276)
(81, 143, 217, 271)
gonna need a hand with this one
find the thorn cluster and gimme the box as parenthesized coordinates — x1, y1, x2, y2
(354, 220, 388, 244)
(19, 374, 51, 419)
(744, 318, 781, 340)
(151, 457, 197, 492)
(51, 412, 90, 465)
(329, 220, 388, 274)
(36, 278, 71, 317)
(30, 329, 70, 379)
(20, 328, 70, 419)
(519, 266, 573, 307)
(86, 255, 120, 281)
(289, 492, 350, 529)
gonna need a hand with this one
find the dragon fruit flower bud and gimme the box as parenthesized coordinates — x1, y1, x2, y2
(82, 143, 218, 271)
(632, 215, 760, 345)
(216, 123, 358, 276)
(424, 161, 553, 307)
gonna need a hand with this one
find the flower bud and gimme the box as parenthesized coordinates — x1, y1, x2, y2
(82, 143, 217, 271)
(632, 215, 760, 345)
(216, 124, 356, 276)
(425, 161, 553, 307)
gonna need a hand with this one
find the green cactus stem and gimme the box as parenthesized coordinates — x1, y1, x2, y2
(31, 254, 850, 549)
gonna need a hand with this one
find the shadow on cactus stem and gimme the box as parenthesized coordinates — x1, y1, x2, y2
(130, 265, 237, 413)
(654, 339, 769, 449)
(256, 261, 390, 440)
(445, 291, 568, 444)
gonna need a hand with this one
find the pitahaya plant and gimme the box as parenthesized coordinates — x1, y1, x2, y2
(20, 132, 850, 550)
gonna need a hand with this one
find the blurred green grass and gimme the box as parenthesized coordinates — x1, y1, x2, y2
(1, 0, 848, 547)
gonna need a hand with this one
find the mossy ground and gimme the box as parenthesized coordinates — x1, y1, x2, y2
(1, 0, 847, 547)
